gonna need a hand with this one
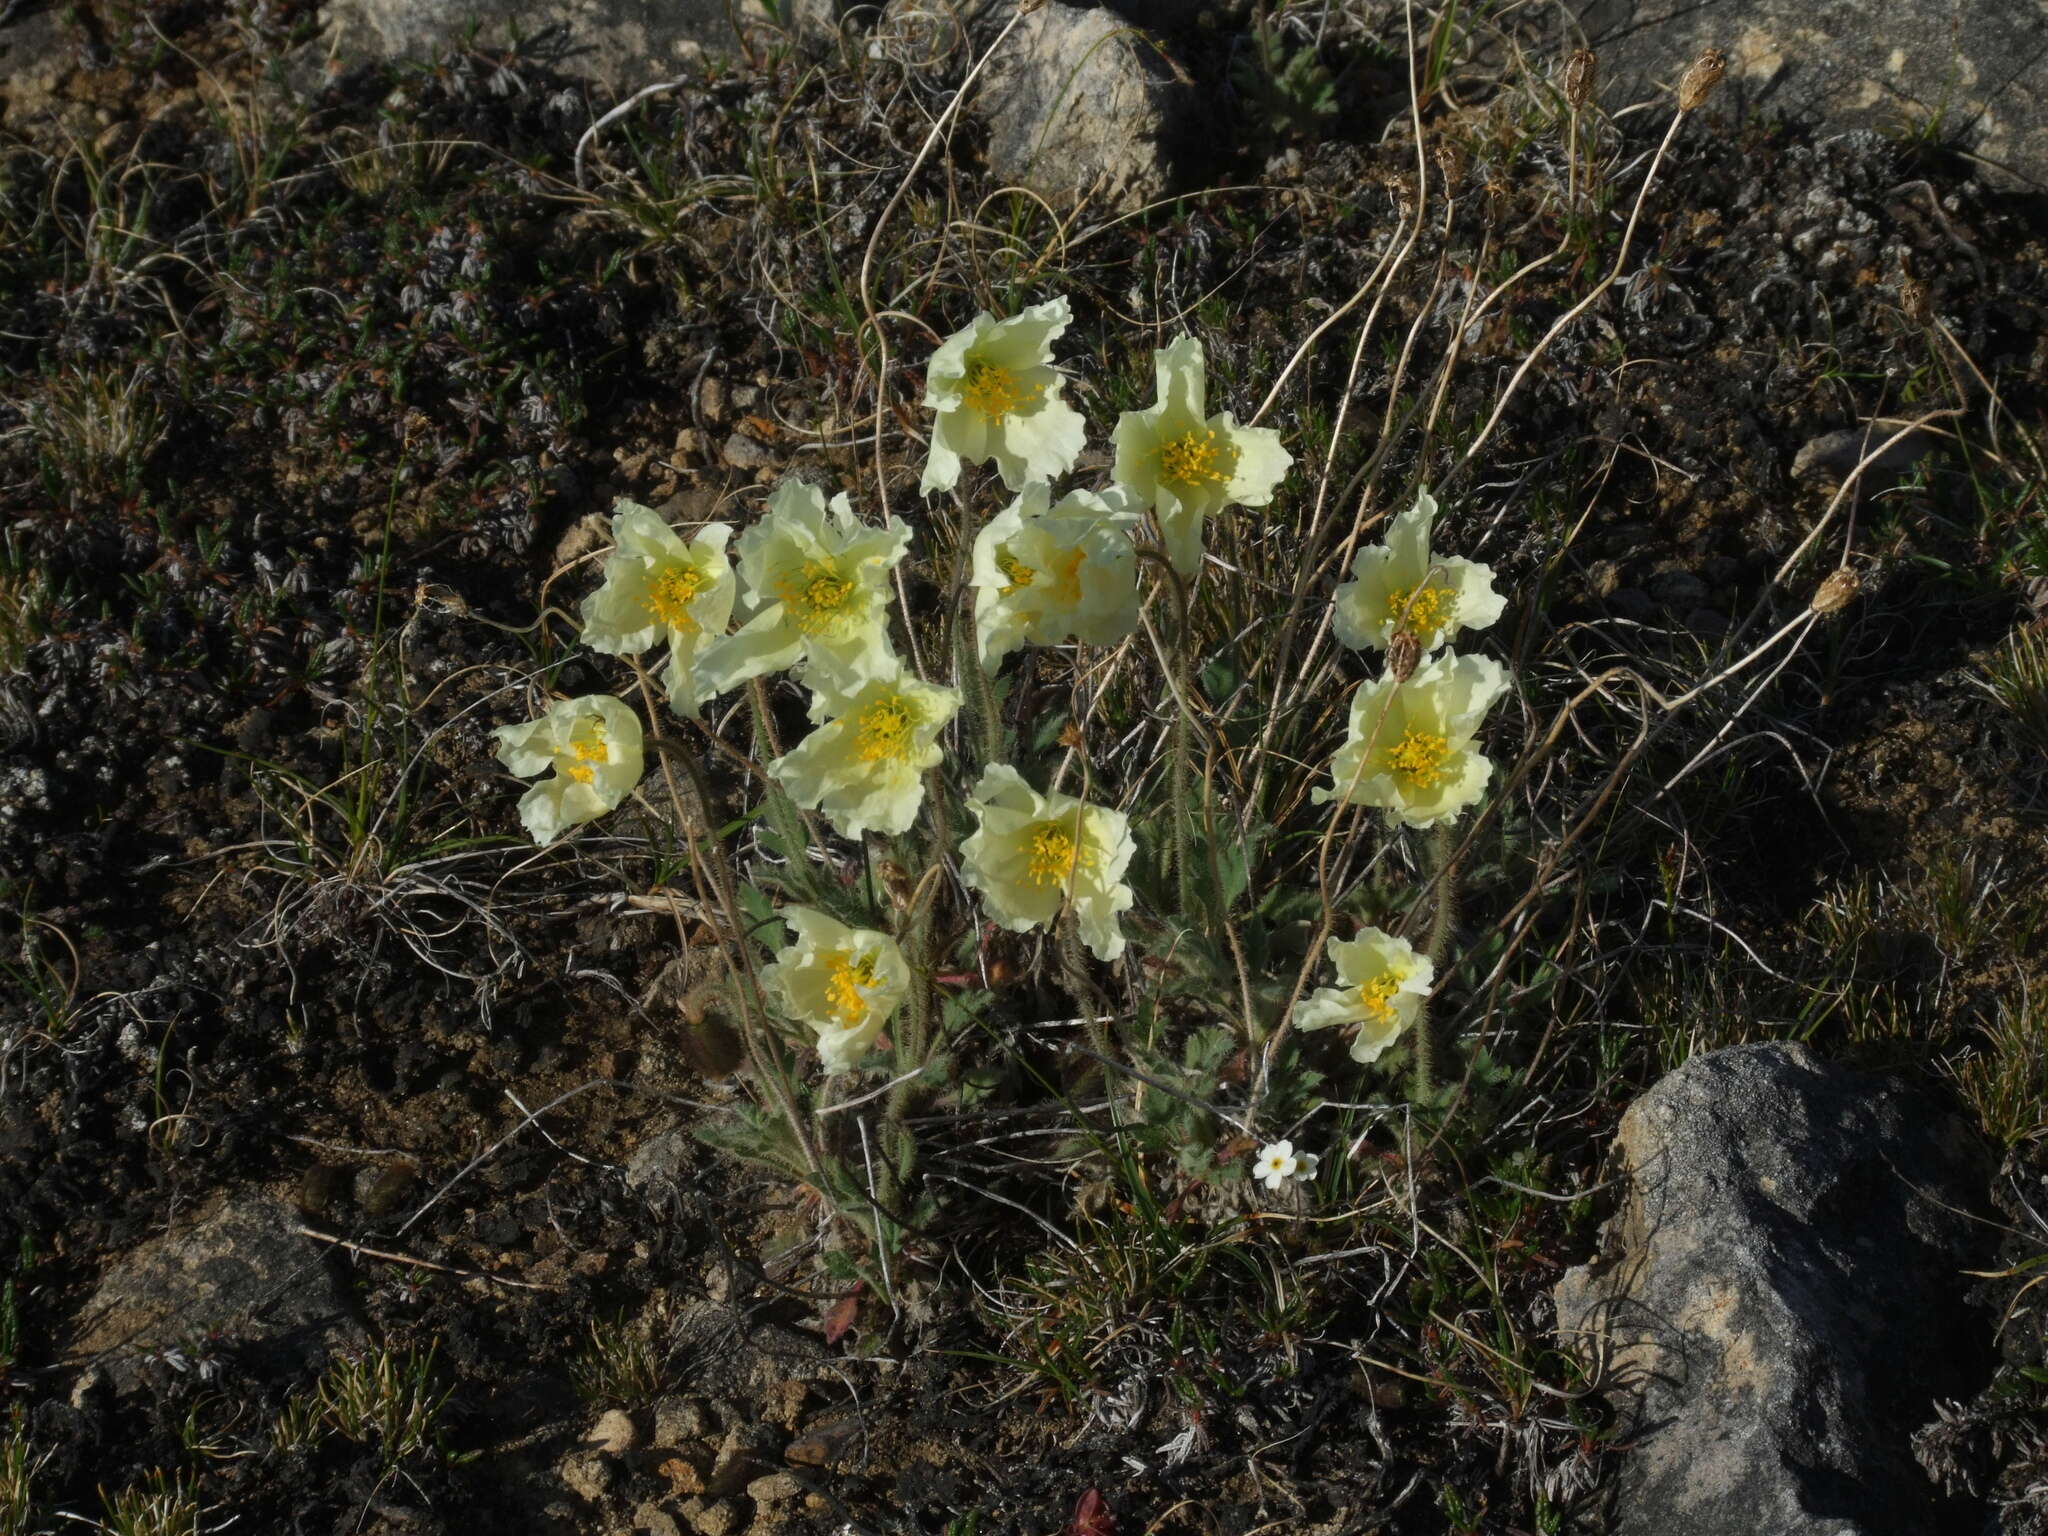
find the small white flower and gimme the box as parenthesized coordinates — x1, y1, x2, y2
(1294, 926, 1434, 1064)
(491, 694, 645, 844)
(1110, 333, 1293, 577)
(768, 665, 962, 839)
(1252, 1139, 1319, 1191)
(958, 763, 1136, 962)
(758, 907, 911, 1074)
(693, 480, 910, 696)
(1331, 488, 1506, 656)
(971, 482, 1142, 669)
(1314, 653, 1509, 828)
(578, 500, 737, 716)
(920, 297, 1088, 495)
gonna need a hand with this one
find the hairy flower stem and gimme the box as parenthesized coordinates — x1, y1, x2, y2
(1058, 907, 1115, 1076)
(629, 662, 822, 1186)
(1410, 822, 1462, 1105)
(1136, 548, 1220, 929)
(747, 679, 820, 901)
(951, 541, 1004, 773)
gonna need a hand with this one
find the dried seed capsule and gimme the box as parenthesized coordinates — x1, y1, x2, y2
(1387, 627, 1422, 684)
(1677, 48, 1727, 112)
(1900, 277, 1932, 325)
(1810, 567, 1861, 615)
(1564, 49, 1597, 111)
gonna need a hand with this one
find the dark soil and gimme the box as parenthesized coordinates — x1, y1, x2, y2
(2, 4, 2047, 1534)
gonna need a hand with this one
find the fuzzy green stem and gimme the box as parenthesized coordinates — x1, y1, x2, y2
(1410, 822, 1463, 1106)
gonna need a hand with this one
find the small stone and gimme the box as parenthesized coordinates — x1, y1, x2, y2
(655, 1451, 710, 1497)
(585, 1408, 639, 1455)
(558, 1449, 611, 1503)
(632, 1502, 683, 1536)
(697, 376, 725, 425)
(719, 432, 776, 470)
(652, 1395, 714, 1447)
(745, 1472, 802, 1507)
(677, 1498, 742, 1536)
(554, 512, 610, 568)
(707, 1423, 782, 1496)
(783, 1416, 860, 1468)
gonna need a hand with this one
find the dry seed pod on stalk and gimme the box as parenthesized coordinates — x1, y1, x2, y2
(1564, 49, 1597, 110)
(1677, 48, 1727, 112)
(1810, 567, 1861, 616)
(1387, 628, 1422, 685)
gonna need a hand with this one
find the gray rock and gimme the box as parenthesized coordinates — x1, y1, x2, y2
(1555, 1042, 1994, 1535)
(976, 2, 1192, 213)
(1566, 0, 2048, 189)
(72, 1194, 365, 1392)
(301, 0, 845, 100)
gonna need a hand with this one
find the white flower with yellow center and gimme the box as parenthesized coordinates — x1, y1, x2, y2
(959, 763, 1135, 962)
(971, 483, 1141, 669)
(1252, 1139, 1320, 1191)
(758, 907, 911, 1075)
(1110, 333, 1293, 577)
(1314, 653, 1509, 828)
(491, 694, 645, 845)
(768, 665, 962, 839)
(693, 480, 910, 697)
(920, 297, 1088, 495)
(578, 501, 737, 716)
(1293, 926, 1435, 1065)
(1331, 488, 1506, 657)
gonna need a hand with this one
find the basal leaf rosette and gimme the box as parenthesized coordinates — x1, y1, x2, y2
(1110, 333, 1292, 577)
(1331, 488, 1506, 656)
(492, 694, 645, 844)
(1313, 653, 1509, 828)
(578, 500, 736, 716)
(759, 907, 911, 1075)
(1293, 925, 1435, 1065)
(768, 665, 962, 839)
(920, 297, 1087, 495)
(971, 482, 1141, 669)
(959, 764, 1136, 962)
(694, 480, 910, 697)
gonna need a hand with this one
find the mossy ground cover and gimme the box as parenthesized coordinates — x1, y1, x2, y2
(2, 3, 2047, 1532)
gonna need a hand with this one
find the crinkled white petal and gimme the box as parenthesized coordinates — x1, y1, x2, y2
(972, 483, 1141, 668)
(759, 907, 911, 1075)
(1312, 655, 1509, 827)
(768, 670, 960, 838)
(493, 694, 645, 844)
(921, 298, 1084, 495)
(960, 763, 1135, 961)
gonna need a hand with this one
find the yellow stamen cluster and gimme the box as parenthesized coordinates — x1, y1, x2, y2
(961, 359, 1041, 421)
(853, 692, 918, 764)
(1157, 427, 1231, 490)
(1386, 583, 1457, 640)
(823, 949, 881, 1025)
(1385, 729, 1450, 789)
(643, 563, 706, 630)
(1357, 970, 1402, 1027)
(777, 559, 859, 635)
(995, 549, 1036, 596)
(1024, 820, 1090, 887)
(563, 720, 608, 785)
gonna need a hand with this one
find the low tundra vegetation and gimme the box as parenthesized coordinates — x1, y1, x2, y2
(1, 0, 2045, 1530)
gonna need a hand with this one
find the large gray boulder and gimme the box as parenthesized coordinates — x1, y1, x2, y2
(72, 1193, 365, 1392)
(976, 2, 1192, 213)
(1554, 1042, 1995, 1535)
(1568, 0, 2048, 190)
